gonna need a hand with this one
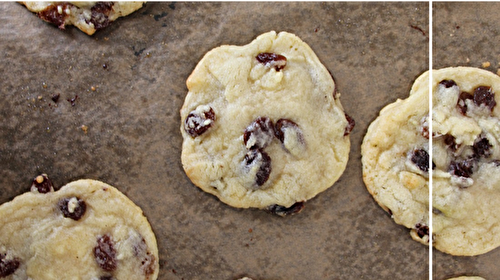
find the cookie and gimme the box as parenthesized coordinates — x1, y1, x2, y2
(21, 2, 144, 35)
(432, 67, 500, 256)
(180, 31, 354, 213)
(446, 277, 486, 280)
(361, 70, 430, 245)
(0, 175, 159, 279)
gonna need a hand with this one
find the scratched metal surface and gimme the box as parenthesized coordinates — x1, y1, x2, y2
(0, 2, 431, 279)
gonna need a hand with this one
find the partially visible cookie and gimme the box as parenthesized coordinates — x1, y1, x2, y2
(0, 175, 159, 279)
(446, 277, 486, 280)
(363, 66, 500, 255)
(21, 2, 145, 35)
(432, 67, 500, 256)
(361, 70, 430, 245)
(180, 31, 353, 213)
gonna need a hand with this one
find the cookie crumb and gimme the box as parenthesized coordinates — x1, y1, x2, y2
(35, 175, 44, 184)
(67, 95, 78, 106)
(91, 86, 96, 91)
(81, 125, 88, 134)
(497, 69, 500, 76)
(51, 93, 60, 103)
(482, 61, 491, 68)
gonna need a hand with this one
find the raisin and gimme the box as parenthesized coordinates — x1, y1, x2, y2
(243, 149, 272, 187)
(0, 254, 20, 278)
(439, 79, 457, 88)
(473, 86, 496, 111)
(256, 53, 287, 71)
(99, 277, 114, 280)
(94, 234, 117, 271)
(59, 197, 87, 220)
(91, 2, 114, 14)
(443, 134, 458, 152)
(274, 119, 305, 150)
(415, 223, 429, 238)
(243, 117, 275, 150)
(38, 3, 72, 29)
(267, 202, 305, 217)
(473, 137, 492, 158)
(449, 158, 475, 178)
(343, 113, 355, 136)
(31, 174, 54, 193)
(184, 106, 216, 137)
(457, 91, 473, 115)
(89, 2, 114, 30)
(410, 149, 434, 172)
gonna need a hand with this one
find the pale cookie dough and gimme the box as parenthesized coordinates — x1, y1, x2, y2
(362, 70, 430, 245)
(180, 31, 354, 214)
(432, 67, 500, 256)
(21, 2, 144, 35)
(0, 175, 159, 279)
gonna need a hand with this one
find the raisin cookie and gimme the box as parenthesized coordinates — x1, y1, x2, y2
(361, 70, 430, 245)
(180, 31, 354, 213)
(21, 2, 144, 35)
(446, 277, 486, 280)
(0, 175, 159, 279)
(432, 67, 500, 256)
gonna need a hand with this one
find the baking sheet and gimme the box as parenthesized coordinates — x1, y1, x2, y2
(0, 2, 468, 279)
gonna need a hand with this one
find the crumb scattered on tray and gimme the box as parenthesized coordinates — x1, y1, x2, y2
(81, 125, 88, 134)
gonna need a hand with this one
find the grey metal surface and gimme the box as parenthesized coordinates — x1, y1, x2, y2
(0, 2, 443, 279)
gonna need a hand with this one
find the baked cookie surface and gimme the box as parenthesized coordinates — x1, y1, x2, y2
(0, 175, 159, 280)
(363, 66, 500, 256)
(446, 277, 486, 280)
(180, 31, 353, 212)
(432, 67, 500, 256)
(21, 2, 144, 35)
(361, 70, 430, 245)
